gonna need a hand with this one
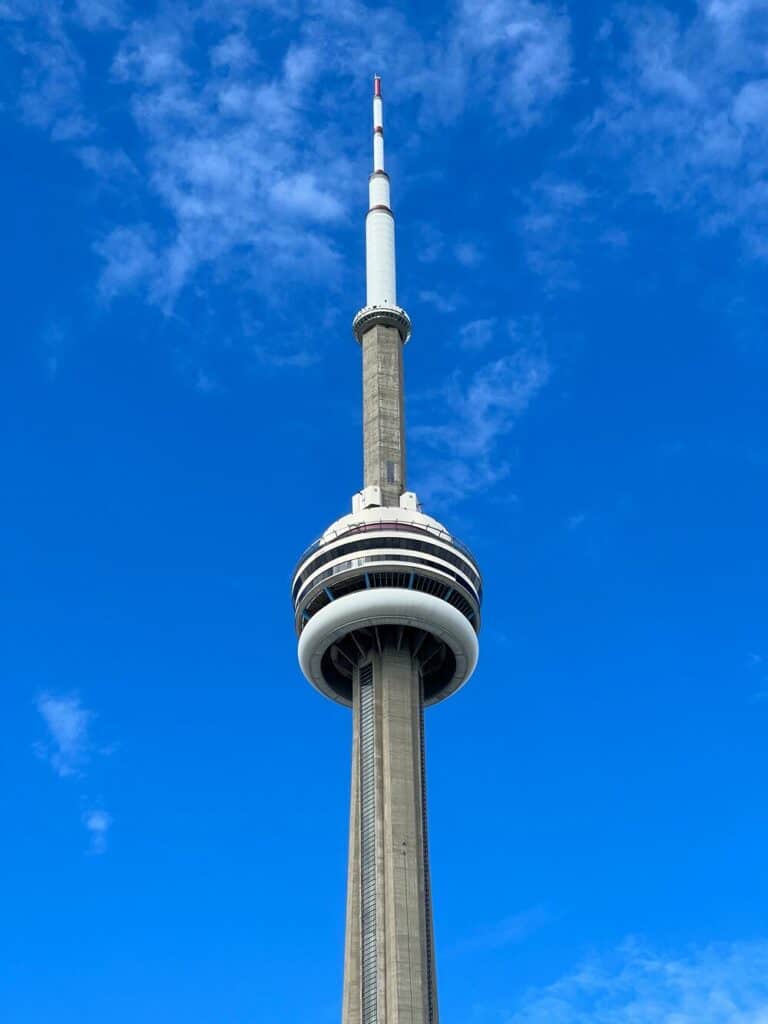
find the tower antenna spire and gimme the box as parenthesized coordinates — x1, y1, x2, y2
(373, 74, 383, 174)
(354, 73, 405, 327)
(353, 77, 411, 346)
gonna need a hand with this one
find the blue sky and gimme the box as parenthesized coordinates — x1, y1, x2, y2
(2, 0, 768, 1020)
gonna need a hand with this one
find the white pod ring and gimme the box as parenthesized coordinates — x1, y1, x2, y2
(298, 588, 479, 707)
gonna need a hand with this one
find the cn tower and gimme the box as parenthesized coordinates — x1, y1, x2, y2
(292, 77, 481, 1024)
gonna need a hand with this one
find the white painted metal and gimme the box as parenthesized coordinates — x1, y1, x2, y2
(373, 132, 384, 172)
(298, 588, 480, 705)
(367, 79, 396, 306)
(368, 173, 390, 209)
(300, 506, 466, 561)
(399, 491, 421, 511)
(366, 209, 396, 306)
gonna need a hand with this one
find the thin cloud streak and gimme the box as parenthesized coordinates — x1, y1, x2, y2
(2, 0, 573, 313)
(455, 905, 552, 954)
(459, 318, 497, 351)
(505, 939, 768, 1023)
(83, 808, 112, 855)
(588, 0, 768, 260)
(519, 176, 592, 290)
(35, 691, 115, 854)
(413, 348, 549, 505)
(35, 691, 94, 777)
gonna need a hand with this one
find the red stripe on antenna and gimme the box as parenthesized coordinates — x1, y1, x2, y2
(374, 76, 382, 97)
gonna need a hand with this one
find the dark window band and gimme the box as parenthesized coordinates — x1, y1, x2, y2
(293, 535, 481, 600)
(296, 553, 480, 610)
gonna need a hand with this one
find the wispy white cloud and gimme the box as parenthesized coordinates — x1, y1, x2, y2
(567, 511, 587, 530)
(102, 0, 571, 304)
(35, 692, 115, 853)
(83, 808, 112, 854)
(2, 0, 573, 318)
(590, 0, 768, 260)
(95, 225, 159, 300)
(35, 691, 94, 777)
(253, 345, 322, 369)
(415, 225, 447, 264)
(504, 939, 768, 1023)
(40, 319, 68, 377)
(413, 347, 549, 504)
(517, 171, 632, 290)
(515, 1, 768, 284)
(3, 1, 93, 141)
(394, 0, 572, 131)
(302, 0, 572, 131)
(102, 16, 350, 307)
(746, 650, 768, 703)
(456, 0, 571, 130)
(455, 241, 484, 267)
(456, 906, 551, 954)
(419, 290, 460, 314)
(519, 175, 592, 289)
(76, 144, 136, 181)
(74, 0, 125, 31)
(459, 318, 497, 350)
(415, 230, 486, 270)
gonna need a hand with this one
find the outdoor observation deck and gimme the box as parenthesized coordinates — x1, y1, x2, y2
(292, 506, 482, 707)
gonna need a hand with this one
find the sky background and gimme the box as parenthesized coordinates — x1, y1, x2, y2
(2, 0, 768, 1021)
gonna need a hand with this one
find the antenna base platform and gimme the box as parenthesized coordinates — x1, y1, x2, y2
(353, 305, 412, 344)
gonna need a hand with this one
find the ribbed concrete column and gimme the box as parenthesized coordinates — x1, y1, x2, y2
(342, 685, 362, 1024)
(362, 324, 406, 507)
(342, 646, 438, 1024)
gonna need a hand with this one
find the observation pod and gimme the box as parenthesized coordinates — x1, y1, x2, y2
(292, 506, 481, 706)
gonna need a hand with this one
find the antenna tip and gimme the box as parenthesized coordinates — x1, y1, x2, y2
(374, 75, 382, 97)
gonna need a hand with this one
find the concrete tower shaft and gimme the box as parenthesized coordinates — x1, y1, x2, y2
(362, 322, 406, 507)
(293, 77, 481, 1024)
(342, 649, 438, 1024)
